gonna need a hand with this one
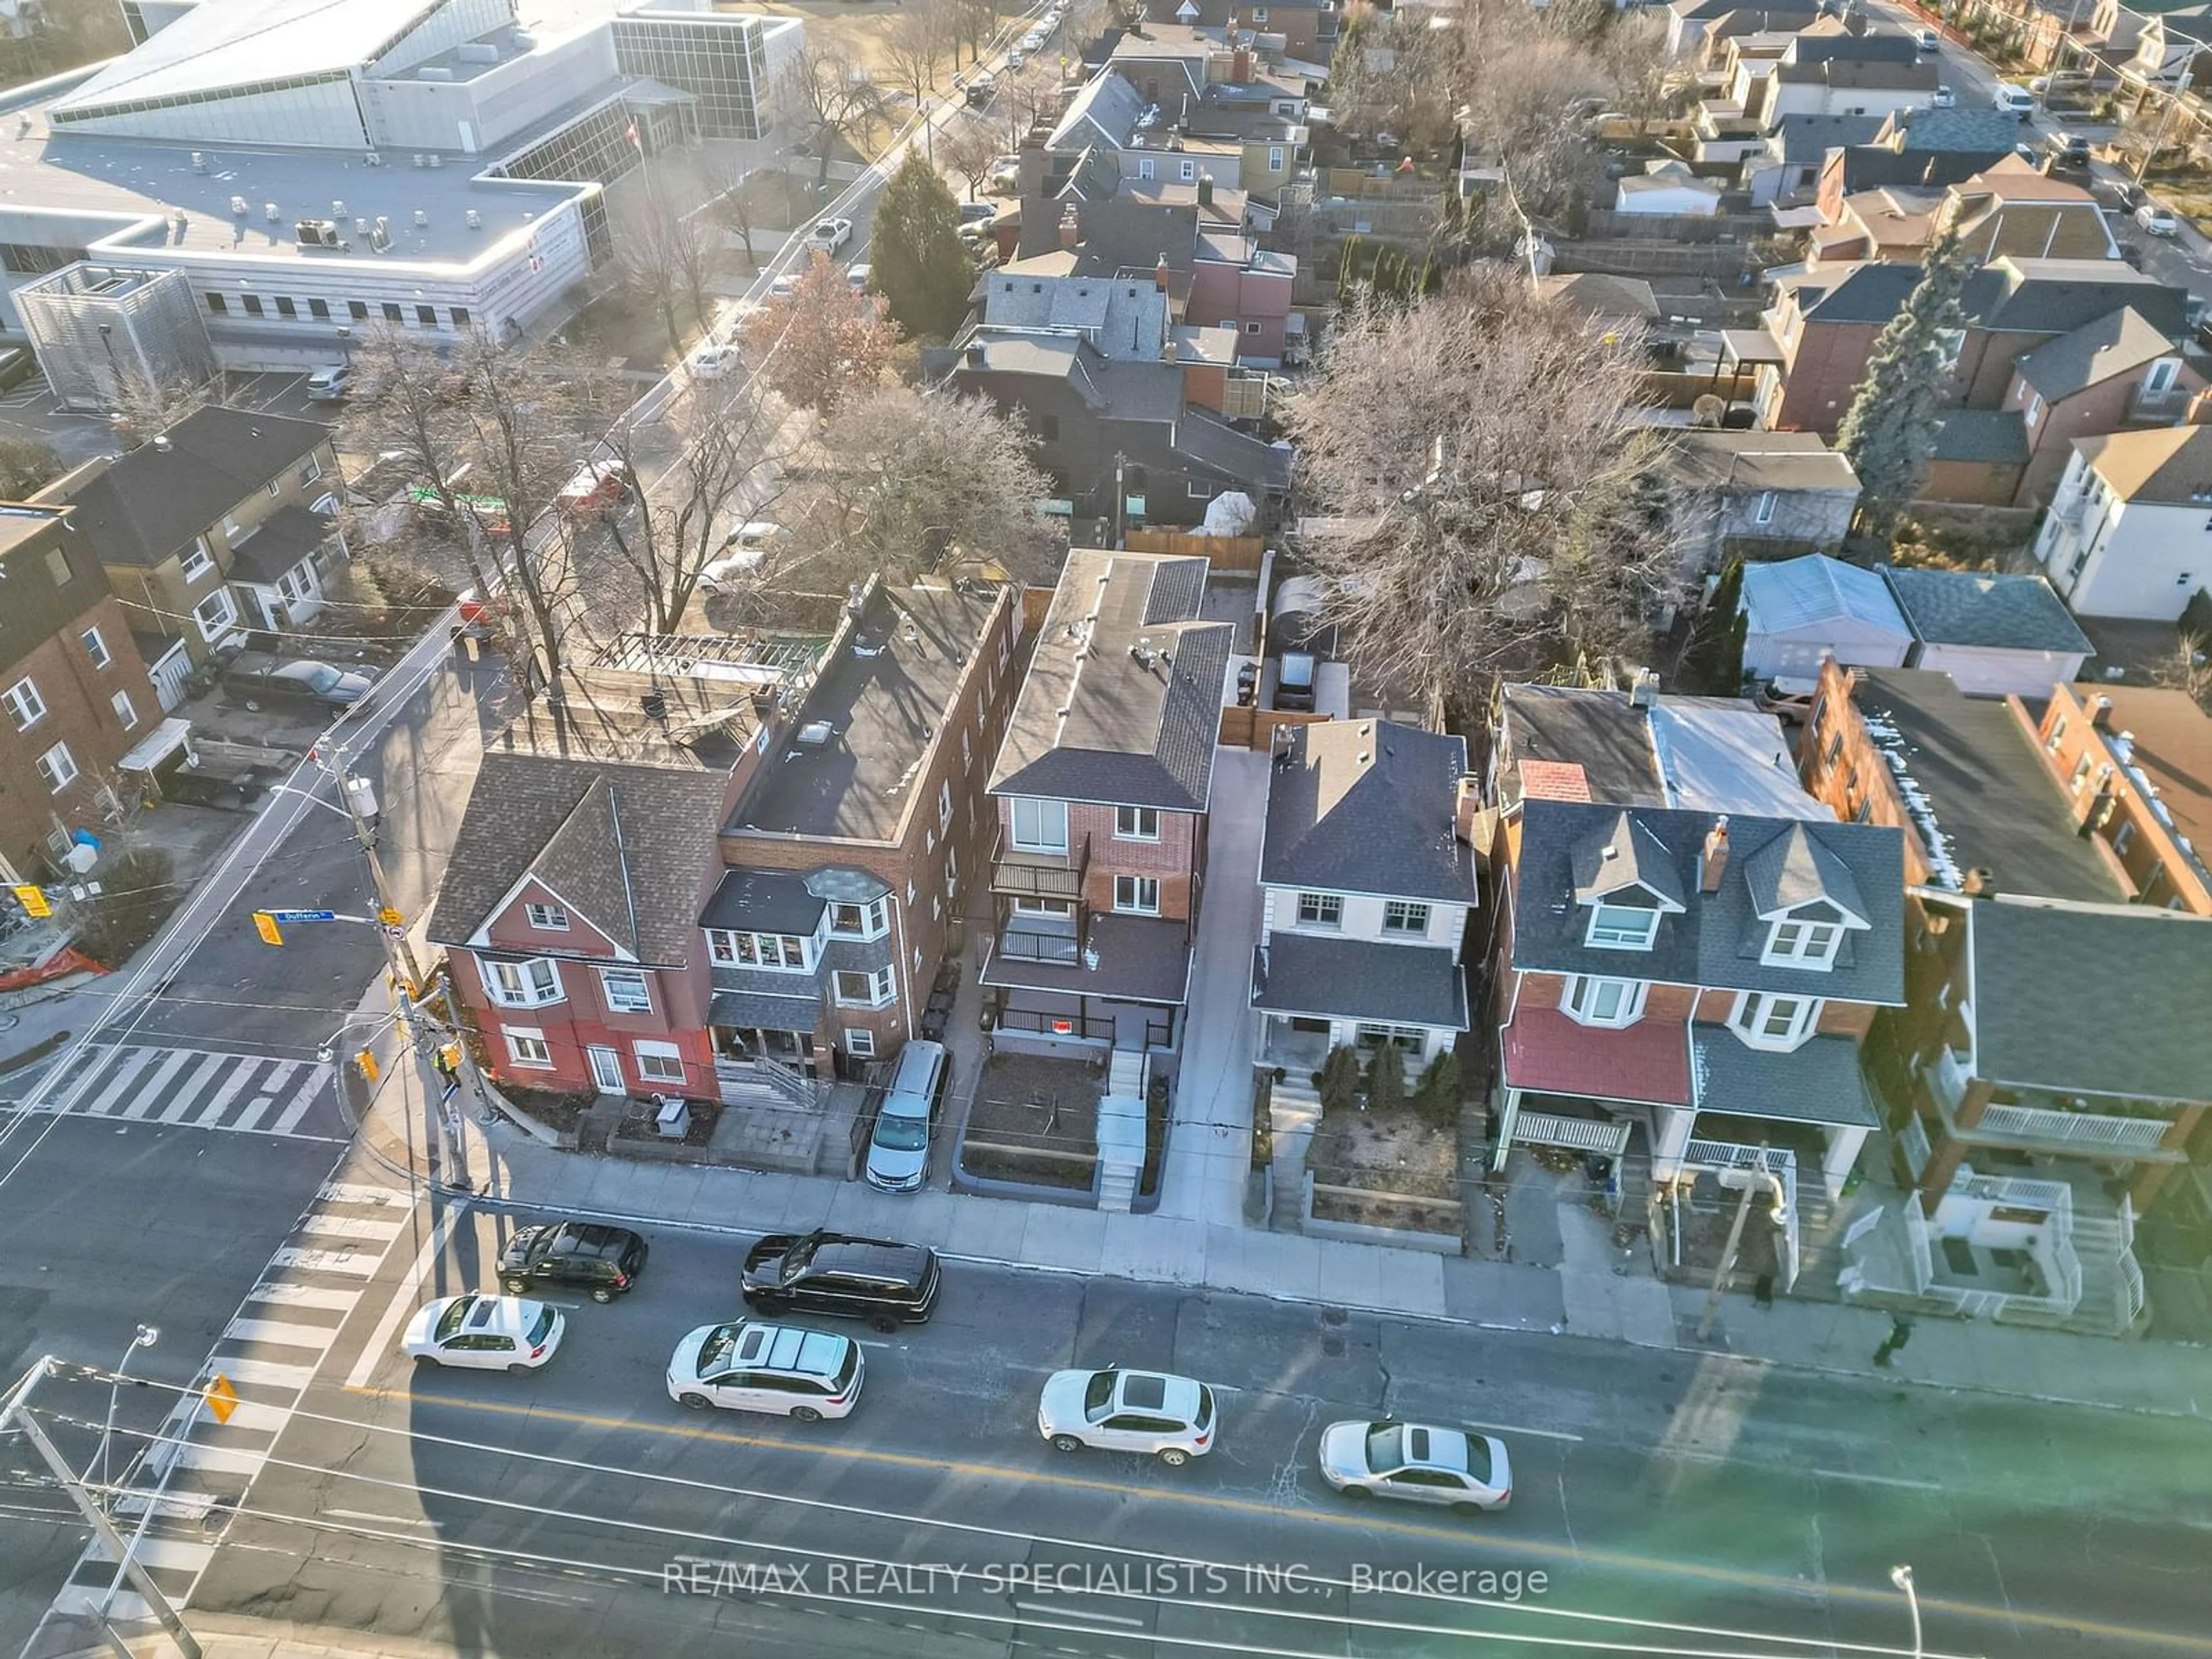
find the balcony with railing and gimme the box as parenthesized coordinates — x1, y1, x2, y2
(990, 828, 1090, 902)
(2128, 381, 2190, 421)
(1681, 1139, 1801, 1293)
(1926, 1051, 2184, 1157)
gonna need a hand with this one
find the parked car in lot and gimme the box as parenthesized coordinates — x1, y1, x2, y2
(2137, 200, 2180, 236)
(1273, 650, 1317, 713)
(666, 1321, 864, 1420)
(498, 1219, 649, 1302)
(1318, 1419, 1513, 1513)
(1037, 1368, 1217, 1465)
(806, 216, 853, 256)
(959, 201, 998, 226)
(556, 459, 633, 519)
(865, 1039, 949, 1193)
(403, 1294, 563, 1372)
(221, 653, 375, 713)
(305, 363, 353, 402)
(741, 1230, 941, 1329)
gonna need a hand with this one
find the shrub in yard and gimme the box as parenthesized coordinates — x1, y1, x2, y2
(1316, 1044, 1362, 1116)
(1365, 1041, 1406, 1115)
(1414, 1050, 1463, 1127)
(72, 847, 177, 967)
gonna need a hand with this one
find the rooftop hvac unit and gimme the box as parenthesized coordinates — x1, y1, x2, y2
(190, 151, 206, 172)
(332, 199, 346, 217)
(294, 218, 342, 249)
(427, 153, 443, 168)
(413, 208, 428, 226)
(229, 195, 249, 216)
(464, 209, 482, 229)
(354, 217, 369, 238)
(264, 202, 281, 221)
(364, 150, 383, 166)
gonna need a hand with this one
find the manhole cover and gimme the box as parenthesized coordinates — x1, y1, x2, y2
(1321, 1335, 1346, 1357)
(1320, 1306, 1349, 1326)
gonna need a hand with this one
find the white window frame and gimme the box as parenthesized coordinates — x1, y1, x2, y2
(192, 588, 238, 642)
(299, 456, 323, 486)
(1012, 896, 1073, 917)
(1268, 144, 1285, 172)
(3, 676, 46, 732)
(1179, 158, 1197, 181)
(704, 929, 811, 971)
(481, 955, 563, 1009)
(180, 543, 215, 582)
(1382, 900, 1430, 935)
(1562, 975, 1647, 1029)
(110, 689, 139, 729)
(35, 741, 77, 793)
(1585, 903, 1660, 950)
(1753, 490, 1777, 526)
(938, 779, 954, 831)
(844, 1027, 877, 1058)
(1296, 891, 1342, 928)
(1762, 916, 1843, 968)
(1115, 805, 1161, 841)
(1729, 991, 1821, 1051)
(634, 1040, 686, 1085)
(81, 627, 111, 669)
(1009, 796, 1069, 853)
(1115, 874, 1160, 914)
(1354, 1022, 1426, 1053)
(829, 897, 890, 939)
(833, 965, 895, 1008)
(503, 1027, 554, 1069)
(524, 902, 569, 931)
(600, 967, 653, 1014)
(1137, 157, 1157, 180)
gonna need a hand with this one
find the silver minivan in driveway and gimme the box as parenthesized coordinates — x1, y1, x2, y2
(865, 1039, 949, 1192)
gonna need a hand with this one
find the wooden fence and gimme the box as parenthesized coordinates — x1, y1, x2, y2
(1220, 704, 1331, 750)
(1125, 529, 1266, 570)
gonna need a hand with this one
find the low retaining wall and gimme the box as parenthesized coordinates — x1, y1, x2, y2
(1301, 1172, 1464, 1255)
(951, 1150, 1102, 1209)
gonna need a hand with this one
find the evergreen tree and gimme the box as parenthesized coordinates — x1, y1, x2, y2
(1681, 556, 1749, 693)
(1413, 1050, 1463, 1128)
(1366, 1041, 1407, 1115)
(868, 152, 975, 342)
(1316, 1044, 1362, 1116)
(1835, 222, 1969, 542)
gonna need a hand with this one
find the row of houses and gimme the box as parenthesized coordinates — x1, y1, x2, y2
(422, 541, 2212, 1330)
(1, 407, 346, 885)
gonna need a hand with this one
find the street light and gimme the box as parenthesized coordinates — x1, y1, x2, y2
(97, 1324, 159, 1496)
(1891, 1564, 1923, 1659)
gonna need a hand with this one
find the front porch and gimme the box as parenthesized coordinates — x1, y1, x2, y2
(980, 910, 1190, 1056)
(228, 505, 342, 630)
(1256, 1012, 1456, 1075)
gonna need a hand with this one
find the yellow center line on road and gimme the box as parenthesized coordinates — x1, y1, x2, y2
(339, 1383, 2212, 1652)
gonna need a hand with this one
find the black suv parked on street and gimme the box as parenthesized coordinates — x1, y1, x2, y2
(498, 1221, 649, 1302)
(741, 1231, 940, 1330)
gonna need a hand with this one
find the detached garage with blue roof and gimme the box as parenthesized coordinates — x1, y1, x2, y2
(1740, 555, 1914, 681)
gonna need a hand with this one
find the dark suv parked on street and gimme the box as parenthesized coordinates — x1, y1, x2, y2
(741, 1231, 940, 1330)
(498, 1221, 649, 1302)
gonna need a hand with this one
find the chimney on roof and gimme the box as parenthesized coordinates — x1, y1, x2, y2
(1197, 173, 1214, 207)
(846, 579, 866, 618)
(1059, 204, 1082, 251)
(151, 434, 172, 452)
(1154, 253, 1169, 291)
(965, 343, 987, 369)
(1232, 45, 1253, 82)
(1455, 776, 1482, 848)
(1700, 815, 1730, 893)
(1630, 668, 1659, 710)
(2090, 693, 2113, 729)
(1962, 866, 1996, 896)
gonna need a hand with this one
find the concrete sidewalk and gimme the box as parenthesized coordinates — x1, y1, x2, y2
(350, 1037, 2212, 1419)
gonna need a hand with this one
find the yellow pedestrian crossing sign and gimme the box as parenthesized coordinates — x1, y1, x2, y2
(204, 1374, 240, 1425)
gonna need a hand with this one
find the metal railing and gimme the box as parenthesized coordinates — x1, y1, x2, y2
(1513, 1111, 1634, 1156)
(990, 828, 1089, 901)
(1975, 1102, 2173, 1150)
(994, 927, 1080, 965)
(1683, 1139, 1801, 1293)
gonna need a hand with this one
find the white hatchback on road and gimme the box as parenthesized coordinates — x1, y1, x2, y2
(402, 1294, 563, 1373)
(1037, 1368, 1218, 1465)
(1317, 1419, 1512, 1513)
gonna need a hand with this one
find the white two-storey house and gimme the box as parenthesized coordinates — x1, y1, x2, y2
(1249, 720, 1480, 1069)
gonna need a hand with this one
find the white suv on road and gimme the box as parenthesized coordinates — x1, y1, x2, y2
(1037, 1368, 1218, 1465)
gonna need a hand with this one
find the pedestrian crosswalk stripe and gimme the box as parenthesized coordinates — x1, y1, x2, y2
(214, 1357, 320, 1391)
(268, 1246, 380, 1277)
(248, 1282, 359, 1311)
(298, 1213, 403, 1243)
(173, 1444, 263, 1477)
(123, 1049, 194, 1120)
(196, 1057, 266, 1127)
(83, 1048, 154, 1116)
(5, 1043, 340, 1140)
(318, 1181, 400, 1207)
(222, 1316, 339, 1352)
(50, 1586, 151, 1622)
(160, 1052, 229, 1123)
(84, 1536, 216, 1576)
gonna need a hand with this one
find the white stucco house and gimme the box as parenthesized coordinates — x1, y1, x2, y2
(2037, 426, 2212, 621)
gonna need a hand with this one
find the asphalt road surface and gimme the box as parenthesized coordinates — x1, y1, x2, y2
(154, 1198, 2212, 1659)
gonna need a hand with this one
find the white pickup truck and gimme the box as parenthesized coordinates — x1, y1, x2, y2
(805, 217, 854, 256)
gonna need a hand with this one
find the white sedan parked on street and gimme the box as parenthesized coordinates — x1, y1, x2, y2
(1037, 1368, 1217, 1465)
(1318, 1419, 1512, 1513)
(402, 1294, 563, 1373)
(688, 343, 741, 380)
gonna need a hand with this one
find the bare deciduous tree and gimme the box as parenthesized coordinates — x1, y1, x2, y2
(999, 54, 1063, 148)
(941, 113, 1001, 202)
(1285, 270, 1680, 728)
(779, 387, 1062, 589)
(781, 41, 884, 188)
(1596, 12, 1679, 132)
(882, 0, 951, 108)
(615, 165, 722, 358)
(738, 251, 900, 415)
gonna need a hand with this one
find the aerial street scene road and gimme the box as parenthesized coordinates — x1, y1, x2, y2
(2, 0, 2211, 1657)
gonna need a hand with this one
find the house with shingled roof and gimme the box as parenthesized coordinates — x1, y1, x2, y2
(1249, 719, 1481, 1075)
(982, 547, 1232, 1057)
(2036, 423, 2212, 619)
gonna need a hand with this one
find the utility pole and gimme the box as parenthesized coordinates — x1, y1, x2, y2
(1696, 1143, 1785, 1341)
(0, 1361, 202, 1659)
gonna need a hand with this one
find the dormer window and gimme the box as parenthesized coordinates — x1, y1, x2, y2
(1763, 916, 1842, 967)
(481, 955, 563, 1009)
(1730, 992, 1820, 1051)
(1586, 903, 1660, 950)
(1563, 975, 1647, 1029)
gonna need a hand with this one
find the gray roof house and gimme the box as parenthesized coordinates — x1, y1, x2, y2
(1741, 553, 1915, 681)
(1491, 797, 1908, 1225)
(1881, 565, 2094, 698)
(1251, 721, 1481, 1068)
(1667, 432, 1862, 574)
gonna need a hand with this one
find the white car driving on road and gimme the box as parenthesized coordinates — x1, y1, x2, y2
(402, 1294, 563, 1373)
(806, 217, 854, 256)
(1037, 1368, 1217, 1465)
(666, 1321, 864, 1420)
(1318, 1419, 1512, 1513)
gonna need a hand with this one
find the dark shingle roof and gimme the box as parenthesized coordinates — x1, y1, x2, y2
(53, 406, 331, 567)
(1176, 408, 1294, 493)
(707, 987, 821, 1031)
(1930, 408, 2030, 465)
(1249, 935, 1469, 1028)
(1741, 820, 1868, 921)
(526, 778, 640, 957)
(700, 868, 825, 935)
(1512, 799, 1907, 1003)
(1772, 112, 1887, 164)
(1260, 720, 1476, 903)
(1888, 107, 2039, 151)
(1834, 146, 2013, 196)
(990, 548, 1230, 813)
(1968, 896, 2212, 1100)
(225, 505, 336, 585)
(1570, 809, 1686, 907)
(1690, 1029, 1880, 1127)
(2014, 307, 2176, 402)
(1881, 566, 2094, 654)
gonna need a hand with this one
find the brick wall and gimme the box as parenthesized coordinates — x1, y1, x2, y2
(2035, 683, 2212, 914)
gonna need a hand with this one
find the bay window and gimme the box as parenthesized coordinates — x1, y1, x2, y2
(481, 956, 563, 1008)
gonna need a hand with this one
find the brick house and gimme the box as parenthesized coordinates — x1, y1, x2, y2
(1798, 661, 2212, 1328)
(1249, 720, 1479, 1075)
(982, 548, 1231, 1056)
(429, 672, 764, 1104)
(1999, 307, 2204, 506)
(708, 580, 1022, 1078)
(38, 406, 346, 707)
(0, 505, 157, 883)
(1756, 257, 2188, 434)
